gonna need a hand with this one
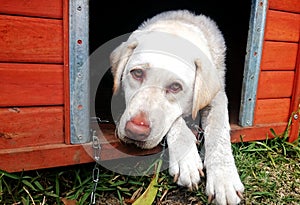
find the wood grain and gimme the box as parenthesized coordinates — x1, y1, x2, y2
(63, 0, 71, 144)
(257, 71, 294, 99)
(261, 41, 298, 70)
(254, 98, 291, 124)
(0, 144, 93, 172)
(265, 10, 300, 42)
(269, 0, 300, 13)
(0, 0, 63, 19)
(0, 15, 63, 63)
(231, 123, 287, 142)
(0, 63, 64, 106)
(289, 39, 300, 142)
(0, 107, 64, 149)
(0, 122, 291, 172)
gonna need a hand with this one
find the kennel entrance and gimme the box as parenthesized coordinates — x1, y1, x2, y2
(74, 0, 254, 159)
(85, 0, 299, 147)
(70, 0, 300, 146)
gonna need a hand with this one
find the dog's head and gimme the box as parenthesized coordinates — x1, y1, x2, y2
(110, 30, 221, 149)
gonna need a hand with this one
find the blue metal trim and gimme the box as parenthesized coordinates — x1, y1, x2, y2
(69, 0, 90, 143)
(239, 0, 268, 127)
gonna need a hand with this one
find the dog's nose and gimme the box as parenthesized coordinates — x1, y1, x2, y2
(125, 112, 151, 141)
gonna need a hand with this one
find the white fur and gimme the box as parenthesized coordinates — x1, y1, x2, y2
(110, 10, 244, 205)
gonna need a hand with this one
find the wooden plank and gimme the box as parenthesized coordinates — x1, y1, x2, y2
(0, 15, 63, 63)
(0, 63, 64, 106)
(269, 0, 300, 14)
(231, 123, 287, 142)
(0, 141, 163, 173)
(0, 107, 64, 149)
(0, 0, 63, 19)
(0, 122, 290, 173)
(0, 144, 93, 172)
(254, 98, 291, 124)
(63, 0, 71, 144)
(289, 41, 300, 142)
(90, 143, 162, 163)
(261, 41, 298, 70)
(264, 10, 300, 42)
(257, 71, 294, 99)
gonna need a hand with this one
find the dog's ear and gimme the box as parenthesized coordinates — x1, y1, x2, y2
(192, 58, 221, 119)
(110, 41, 138, 94)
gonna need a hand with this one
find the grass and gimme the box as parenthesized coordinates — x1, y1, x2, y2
(0, 130, 299, 205)
(234, 132, 300, 205)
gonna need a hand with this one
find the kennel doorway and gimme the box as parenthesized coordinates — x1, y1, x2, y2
(83, 0, 300, 144)
(90, 0, 251, 129)
(86, 0, 300, 144)
(88, 0, 255, 147)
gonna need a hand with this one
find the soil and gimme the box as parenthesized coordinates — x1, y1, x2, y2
(96, 188, 206, 205)
(96, 186, 246, 205)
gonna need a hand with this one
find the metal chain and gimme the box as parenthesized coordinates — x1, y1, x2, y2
(92, 130, 101, 162)
(192, 124, 204, 145)
(159, 136, 167, 159)
(89, 130, 101, 205)
(191, 124, 205, 161)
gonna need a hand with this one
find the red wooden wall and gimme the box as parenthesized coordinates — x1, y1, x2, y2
(0, 0, 64, 146)
(256, 0, 300, 140)
(0, 0, 94, 172)
(256, 1, 300, 124)
(231, 0, 300, 142)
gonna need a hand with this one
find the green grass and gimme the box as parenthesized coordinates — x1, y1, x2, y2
(1, 130, 299, 205)
(234, 133, 300, 204)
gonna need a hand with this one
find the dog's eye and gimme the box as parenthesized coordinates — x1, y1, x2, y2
(130, 69, 144, 81)
(167, 82, 182, 93)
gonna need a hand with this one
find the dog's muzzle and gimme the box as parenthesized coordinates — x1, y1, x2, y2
(125, 112, 151, 141)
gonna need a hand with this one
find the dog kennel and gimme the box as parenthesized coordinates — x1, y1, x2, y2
(0, 0, 299, 172)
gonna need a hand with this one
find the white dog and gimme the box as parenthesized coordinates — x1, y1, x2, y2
(110, 10, 244, 204)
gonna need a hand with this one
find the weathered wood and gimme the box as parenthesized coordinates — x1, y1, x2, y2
(0, 107, 64, 149)
(0, 0, 63, 19)
(261, 41, 298, 70)
(0, 15, 63, 63)
(0, 63, 64, 106)
(269, 0, 300, 13)
(265, 10, 300, 42)
(254, 98, 291, 124)
(257, 71, 294, 99)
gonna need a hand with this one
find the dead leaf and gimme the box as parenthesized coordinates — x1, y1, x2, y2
(61, 197, 77, 205)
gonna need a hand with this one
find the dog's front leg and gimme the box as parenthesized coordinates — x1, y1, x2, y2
(167, 117, 204, 190)
(201, 91, 244, 205)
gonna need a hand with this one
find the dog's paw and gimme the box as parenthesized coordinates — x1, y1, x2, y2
(168, 144, 204, 190)
(205, 165, 244, 205)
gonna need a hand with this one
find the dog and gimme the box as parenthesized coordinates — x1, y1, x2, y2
(110, 10, 244, 204)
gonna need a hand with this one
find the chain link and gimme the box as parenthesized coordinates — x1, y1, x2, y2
(92, 130, 101, 162)
(89, 130, 101, 205)
(192, 124, 205, 161)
